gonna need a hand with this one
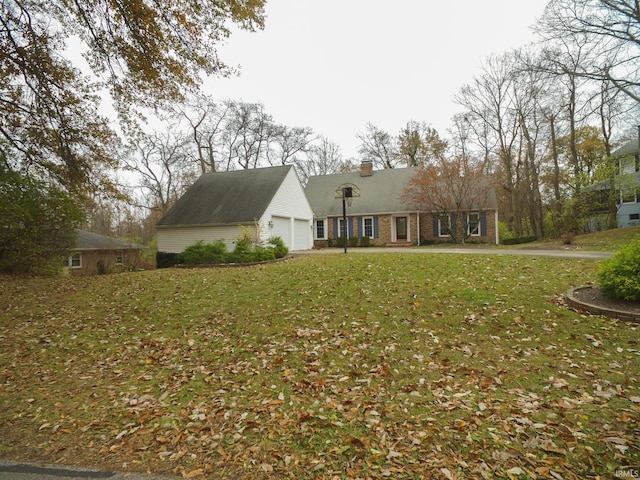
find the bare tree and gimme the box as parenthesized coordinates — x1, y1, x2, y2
(357, 123, 397, 169)
(396, 121, 448, 167)
(538, 0, 640, 102)
(512, 49, 554, 238)
(177, 95, 232, 174)
(268, 125, 315, 166)
(295, 136, 344, 183)
(125, 129, 196, 214)
(455, 53, 523, 234)
(222, 102, 275, 169)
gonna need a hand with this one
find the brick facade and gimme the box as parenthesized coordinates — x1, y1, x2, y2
(314, 210, 497, 248)
(315, 213, 421, 247)
(307, 164, 499, 248)
(419, 211, 497, 244)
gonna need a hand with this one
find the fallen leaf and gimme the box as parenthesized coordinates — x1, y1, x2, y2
(440, 467, 453, 479)
(346, 437, 366, 449)
(603, 436, 628, 445)
(182, 468, 203, 478)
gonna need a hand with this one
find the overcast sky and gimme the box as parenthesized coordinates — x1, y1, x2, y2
(205, 1, 550, 160)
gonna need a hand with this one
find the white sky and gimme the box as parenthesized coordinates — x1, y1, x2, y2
(205, 1, 550, 160)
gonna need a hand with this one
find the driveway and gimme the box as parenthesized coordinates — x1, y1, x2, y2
(0, 461, 179, 480)
(293, 246, 614, 260)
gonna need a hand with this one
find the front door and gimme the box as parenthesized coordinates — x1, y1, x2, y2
(396, 216, 407, 241)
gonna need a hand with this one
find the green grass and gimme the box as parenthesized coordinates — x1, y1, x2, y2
(1, 253, 639, 479)
(526, 225, 640, 251)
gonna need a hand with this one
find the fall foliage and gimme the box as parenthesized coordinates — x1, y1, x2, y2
(0, 0, 266, 196)
(1, 254, 638, 478)
(402, 158, 495, 243)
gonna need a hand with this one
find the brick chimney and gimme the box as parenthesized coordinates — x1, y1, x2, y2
(360, 160, 373, 177)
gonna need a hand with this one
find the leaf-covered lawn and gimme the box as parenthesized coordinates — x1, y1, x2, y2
(0, 254, 638, 479)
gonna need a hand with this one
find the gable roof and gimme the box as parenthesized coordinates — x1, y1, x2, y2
(157, 165, 292, 227)
(305, 167, 499, 217)
(613, 138, 639, 157)
(305, 167, 417, 217)
(75, 231, 142, 250)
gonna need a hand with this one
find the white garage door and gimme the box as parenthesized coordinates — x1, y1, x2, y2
(271, 216, 291, 248)
(294, 219, 310, 251)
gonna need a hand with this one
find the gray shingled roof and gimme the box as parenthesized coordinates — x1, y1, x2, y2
(613, 138, 639, 157)
(305, 167, 498, 217)
(75, 231, 142, 250)
(305, 168, 418, 217)
(157, 165, 292, 227)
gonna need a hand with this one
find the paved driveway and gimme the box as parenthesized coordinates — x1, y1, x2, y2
(0, 461, 179, 480)
(293, 247, 614, 260)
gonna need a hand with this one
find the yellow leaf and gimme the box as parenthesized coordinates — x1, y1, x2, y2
(182, 468, 203, 478)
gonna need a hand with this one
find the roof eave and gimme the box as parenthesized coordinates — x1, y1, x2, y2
(156, 221, 257, 229)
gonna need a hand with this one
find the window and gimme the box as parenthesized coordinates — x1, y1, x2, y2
(630, 213, 640, 221)
(115, 250, 123, 265)
(621, 187, 637, 204)
(467, 213, 480, 236)
(64, 253, 82, 268)
(438, 215, 451, 237)
(315, 219, 326, 240)
(363, 217, 374, 238)
(620, 157, 638, 175)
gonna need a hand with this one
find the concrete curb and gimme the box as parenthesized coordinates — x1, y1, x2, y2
(565, 286, 640, 323)
(0, 460, 181, 480)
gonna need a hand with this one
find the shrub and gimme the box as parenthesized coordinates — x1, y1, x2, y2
(267, 236, 288, 258)
(360, 236, 371, 247)
(598, 237, 640, 301)
(348, 236, 359, 248)
(182, 240, 227, 264)
(501, 236, 537, 245)
(561, 231, 576, 245)
(498, 222, 513, 243)
(225, 252, 252, 264)
(156, 252, 183, 268)
(254, 245, 276, 261)
(179, 237, 285, 266)
(233, 237, 252, 255)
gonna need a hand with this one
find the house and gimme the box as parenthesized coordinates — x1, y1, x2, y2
(305, 162, 499, 247)
(156, 165, 313, 256)
(612, 135, 640, 227)
(64, 230, 143, 275)
(585, 132, 640, 230)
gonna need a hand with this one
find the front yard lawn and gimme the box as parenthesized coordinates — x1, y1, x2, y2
(0, 254, 638, 479)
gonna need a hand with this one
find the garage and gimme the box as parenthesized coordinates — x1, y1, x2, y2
(294, 219, 311, 250)
(271, 215, 291, 248)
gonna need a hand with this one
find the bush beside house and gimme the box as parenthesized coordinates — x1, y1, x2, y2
(598, 237, 640, 301)
(158, 236, 289, 267)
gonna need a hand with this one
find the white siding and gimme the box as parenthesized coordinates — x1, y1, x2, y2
(158, 167, 313, 253)
(271, 216, 290, 245)
(157, 225, 244, 253)
(294, 219, 311, 250)
(261, 168, 314, 250)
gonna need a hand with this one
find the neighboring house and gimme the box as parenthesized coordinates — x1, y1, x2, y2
(586, 134, 640, 230)
(156, 165, 313, 254)
(305, 162, 499, 247)
(612, 136, 640, 227)
(64, 230, 143, 275)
